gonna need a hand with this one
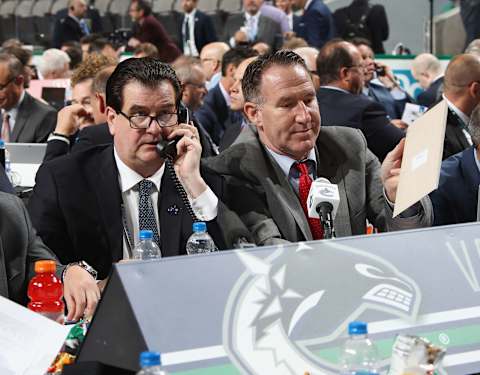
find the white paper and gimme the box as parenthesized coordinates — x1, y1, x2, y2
(0, 296, 71, 375)
(10, 163, 40, 188)
(401, 103, 428, 126)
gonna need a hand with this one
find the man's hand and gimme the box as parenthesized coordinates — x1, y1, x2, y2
(169, 123, 207, 199)
(55, 104, 91, 136)
(128, 37, 141, 48)
(234, 30, 248, 44)
(376, 62, 397, 89)
(63, 265, 100, 321)
(381, 138, 406, 203)
(391, 119, 409, 129)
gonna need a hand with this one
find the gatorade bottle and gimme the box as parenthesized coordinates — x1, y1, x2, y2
(27, 260, 65, 323)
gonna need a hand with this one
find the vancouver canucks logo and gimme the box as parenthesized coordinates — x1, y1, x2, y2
(223, 242, 421, 375)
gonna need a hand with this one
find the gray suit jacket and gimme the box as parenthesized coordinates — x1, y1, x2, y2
(0, 192, 62, 305)
(223, 13, 282, 50)
(206, 126, 432, 245)
(9, 92, 57, 143)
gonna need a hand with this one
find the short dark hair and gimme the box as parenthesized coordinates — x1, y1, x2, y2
(350, 37, 372, 48)
(0, 53, 25, 79)
(221, 46, 257, 77)
(134, 42, 159, 58)
(242, 50, 308, 103)
(2, 46, 31, 67)
(88, 38, 115, 54)
(317, 40, 356, 85)
(133, 0, 152, 16)
(106, 57, 181, 112)
(62, 42, 83, 69)
(80, 33, 102, 45)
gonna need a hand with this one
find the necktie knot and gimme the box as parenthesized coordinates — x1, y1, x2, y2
(138, 179, 156, 195)
(295, 161, 310, 176)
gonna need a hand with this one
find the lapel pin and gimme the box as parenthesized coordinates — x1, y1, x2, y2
(167, 204, 180, 216)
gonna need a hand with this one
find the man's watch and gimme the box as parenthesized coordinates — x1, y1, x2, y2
(63, 260, 98, 280)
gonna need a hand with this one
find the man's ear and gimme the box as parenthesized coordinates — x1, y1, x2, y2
(244, 101, 261, 128)
(14, 75, 24, 87)
(96, 93, 106, 114)
(106, 107, 117, 136)
(339, 67, 350, 82)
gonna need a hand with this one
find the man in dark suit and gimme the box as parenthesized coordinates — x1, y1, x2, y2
(52, 0, 90, 48)
(223, 0, 283, 51)
(293, 0, 335, 49)
(441, 54, 480, 160)
(28, 58, 251, 281)
(412, 53, 445, 108)
(206, 50, 432, 245)
(128, 0, 181, 63)
(177, 0, 217, 56)
(196, 46, 257, 144)
(0, 54, 56, 143)
(316, 40, 404, 161)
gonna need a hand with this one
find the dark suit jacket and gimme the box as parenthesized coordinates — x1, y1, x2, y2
(333, 1, 389, 54)
(132, 15, 181, 63)
(443, 107, 471, 160)
(205, 126, 432, 245)
(7, 92, 57, 143)
(177, 10, 217, 54)
(54, 7, 103, 34)
(28, 145, 250, 278)
(0, 192, 62, 305)
(368, 82, 412, 120)
(52, 15, 86, 48)
(219, 115, 244, 152)
(417, 77, 444, 108)
(430, 146, 479, 225)
(317, 87, 405, 161)
(223, 13, 282, 51)
(294, 0, 335, 49)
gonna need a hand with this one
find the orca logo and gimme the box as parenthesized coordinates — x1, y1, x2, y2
(223, 241, 421, 375)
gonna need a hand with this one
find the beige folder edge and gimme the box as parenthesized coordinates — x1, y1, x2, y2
(393, 100, 448, 217)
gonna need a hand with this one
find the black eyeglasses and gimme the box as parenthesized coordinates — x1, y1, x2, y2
(118, 110, 178, 129)
(0, 76, 16, 91)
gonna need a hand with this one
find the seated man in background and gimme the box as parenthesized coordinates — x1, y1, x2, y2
(37, 49, 71, 80)
(29, 57, 251, 281)
(411, 53, 444, 108)
(88, 38, 120, 62)
(293, 46, 320, 91)
(0, 53, 56, 143)
(199, 42, 230, 90)
(316, 40, 404, 161)
(430, 104, 480, 226)
(206, 50, 432, 245)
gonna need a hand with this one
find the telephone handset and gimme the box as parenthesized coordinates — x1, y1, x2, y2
(155, 102, 191, 160)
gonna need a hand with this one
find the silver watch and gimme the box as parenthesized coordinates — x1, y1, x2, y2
(64, 260, 98, 280)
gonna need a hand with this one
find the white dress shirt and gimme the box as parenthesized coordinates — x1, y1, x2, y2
(114, 148, 218, 259)
(444, 94, 473, 146)
(183, 9, 199, 56)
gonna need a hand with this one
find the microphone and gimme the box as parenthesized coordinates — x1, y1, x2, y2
(307, 177, 340, 239)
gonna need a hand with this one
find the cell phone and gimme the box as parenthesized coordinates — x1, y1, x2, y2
(375, 64, 386, 77)
(155, 102, 191, 160)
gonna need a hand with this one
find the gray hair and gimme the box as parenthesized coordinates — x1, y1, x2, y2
(38, 49, 70, 78)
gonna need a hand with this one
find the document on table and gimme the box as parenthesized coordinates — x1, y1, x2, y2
(0, 296, 71, 375)
(401, 103, 428, 126)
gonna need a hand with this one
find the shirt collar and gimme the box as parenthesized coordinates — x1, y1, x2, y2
(474, 147, 480, 175)
(245, 11, 260, 21)
(6, 90, 25, 121)
(304, 0, 313, 10)
(321, 85, 350, 94)
(266, 146, 317, 178)
(219, 81, 231, 106)
(444, 94, 470, 127)
(114, 147, 164, 193)
(185, 8, 196, 18)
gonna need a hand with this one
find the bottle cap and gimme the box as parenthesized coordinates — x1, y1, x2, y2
(34, 260, 56, 273)
(348, 321, 367, 335)
(192, 221, 206, 233)
(0, 139, 4, 147)
(139, 230, 153, 240)
(139, 351, 161, 367)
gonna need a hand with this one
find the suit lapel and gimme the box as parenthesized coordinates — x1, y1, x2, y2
(0, 242, 9, 299)
(11, 92, 31, 142)
(257, 16, 266, 41)
(92, 147, 123, 262)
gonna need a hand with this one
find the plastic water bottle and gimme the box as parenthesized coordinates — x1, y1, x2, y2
(185, 221, 217, 255)
(339, 321, 379, 375)
(27, 260, 65, 323)
(0, 139, 5, 169)
(136, 351, 169, 375)
(132, 230, 161, 260)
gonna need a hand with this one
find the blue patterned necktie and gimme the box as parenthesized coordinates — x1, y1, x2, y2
(79, 19, 90, 35)
(137, 179, 161, 248)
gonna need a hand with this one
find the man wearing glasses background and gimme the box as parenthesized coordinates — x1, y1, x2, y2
(315, 40, 404, 161)
(28, 58, 251, 286)
(0, 53, 56, 143)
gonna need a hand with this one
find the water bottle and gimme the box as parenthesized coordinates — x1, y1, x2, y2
(132, 230, 161, 260)
(185, 221, 217, 255)
(27, 260, 65, 324)
(136, 351, 169, 375)
(0, 139, 5, 169)
(339, 321, 379, 375)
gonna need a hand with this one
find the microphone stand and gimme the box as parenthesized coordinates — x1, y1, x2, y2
(316, 203, 336, 239)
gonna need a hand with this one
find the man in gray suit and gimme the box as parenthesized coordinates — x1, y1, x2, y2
(206, 50, 432, 245)
(0, 53, 57, 143)
(223, 0, 283, 51)
(0, 190, 99, 321)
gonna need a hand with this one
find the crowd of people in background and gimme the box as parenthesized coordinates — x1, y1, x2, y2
(0, 0, 480, 321)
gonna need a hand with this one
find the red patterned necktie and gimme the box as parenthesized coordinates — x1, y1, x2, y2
(295, 161, 324, 240)
(1, 113, 10, 142)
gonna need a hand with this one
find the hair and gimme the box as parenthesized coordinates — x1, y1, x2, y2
(221, 46, 258, 77)
(37, 48, 70, 77)
(1, 39, 22, 49)
(443, 53, 480, 96)
(0, 53, 25, 79)
(80, 33, 102, 45)
(350, 37, 372, 48)
(242, 49, 307, 103)
(411, 53, 442, 76)
(465, 39, 480, 57)
(88, 38, 115, 54)
(172, 56, 202, 83)
(282, 37, 308, 50)
(133, 0, 152, 16)
(92, 65, 116, 94)
(2, 45, 32, 67)
(106, 57, 181, 112)
(133, 42, 159, 58)
(71, 53, 116, 87)
(62, 42, 83, 69)
(316, 40, 355, 85)
(468, 104, 480, 146)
